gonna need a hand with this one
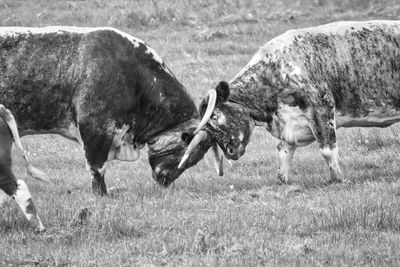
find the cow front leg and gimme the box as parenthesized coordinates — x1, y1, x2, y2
(320, 145, 343, 183)
(308, 106, 344, 183)
(79, 126, 112, 196)
(90, 166, 107, 196)
(276, 141, 296, 184)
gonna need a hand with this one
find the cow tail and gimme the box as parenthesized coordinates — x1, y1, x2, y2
(0, 105, 52, 184)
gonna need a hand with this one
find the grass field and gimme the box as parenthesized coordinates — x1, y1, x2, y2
(1, 0, 400, 266)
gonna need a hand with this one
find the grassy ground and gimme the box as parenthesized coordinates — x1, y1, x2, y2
(1, 0, 400, 266)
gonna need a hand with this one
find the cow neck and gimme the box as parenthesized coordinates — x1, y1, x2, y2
(227, 59, 283, 123)
(132, 72, 199, 144)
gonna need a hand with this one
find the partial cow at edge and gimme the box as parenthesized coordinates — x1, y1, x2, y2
(199, 20, 400, 184)
(0, 26, 217, 196)
(0, 105, 47, 232)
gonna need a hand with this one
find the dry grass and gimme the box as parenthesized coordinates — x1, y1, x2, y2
(1, 0, 400, 266)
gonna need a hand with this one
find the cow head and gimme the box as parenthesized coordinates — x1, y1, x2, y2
(147, 91, 217, 186)
(202, 81, 255, 160)
(177, 81, 255, 175)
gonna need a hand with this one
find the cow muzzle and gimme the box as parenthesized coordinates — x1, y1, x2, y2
(152, 167, 176, 187)
(225, 144, 245, 160)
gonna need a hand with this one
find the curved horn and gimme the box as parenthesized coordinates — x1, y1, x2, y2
(212, 143, 224, 176)
(178, 130, 208, 169)
(193, 89, 217, 135)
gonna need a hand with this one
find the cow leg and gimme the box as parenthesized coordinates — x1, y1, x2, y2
(78, 122, 112, 196)
(276, 141, 296, 184)
(308, 106, 344, 183)
(90, 166, 107, 196)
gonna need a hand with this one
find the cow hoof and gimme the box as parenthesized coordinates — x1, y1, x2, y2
(93, 190, 108, 197)
(277, 180, 288, 185)
(92, 187, 108, 197)
(276, 174, 288, 185)
(325, 177, 346, 185)
(35, 226, 46, 233)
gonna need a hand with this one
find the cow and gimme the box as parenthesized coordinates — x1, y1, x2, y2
(0, 105, 48, 232)
(179, 20, 400, 184)
(0, 26, 218, 196)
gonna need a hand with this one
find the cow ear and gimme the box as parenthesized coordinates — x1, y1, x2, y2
(215, 81, 230, 104)
(198, 81, 230, 116)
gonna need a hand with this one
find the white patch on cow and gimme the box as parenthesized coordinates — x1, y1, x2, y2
(238, 131, 244, 142)
(0, 189, 10, 207)
(320, 146, 343, 182)
(107, 124, 141, 162)
(145, 46, 163, 65)
(320, 146, 337, 159)
(154, 166, 162, 174)
(98, 162, 111, 177)
(13, 180, 33, 220)
(13, 180, 45, 231)
(277, 142, 296, 183)
(217, 112, 227, 125)
(290, 65, 302, 77)
(109, 28, 174, 76)
(269, 104, 315, 146)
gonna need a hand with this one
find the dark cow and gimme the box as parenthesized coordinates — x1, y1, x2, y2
(180, 20, 400, 184)
(0, 105, 48, 231)
(0, 26, 217, 196)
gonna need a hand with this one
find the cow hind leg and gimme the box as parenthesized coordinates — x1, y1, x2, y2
(276, 141, 296, 184)
(308, 106, 344, 184)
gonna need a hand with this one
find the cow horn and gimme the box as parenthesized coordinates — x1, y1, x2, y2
(178, 130, 208, 169)
(212, 143, 224, 176)
(193, 89, 217, 135)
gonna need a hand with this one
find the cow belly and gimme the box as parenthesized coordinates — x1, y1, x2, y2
(336, 113, 400, 128)
(20, 122, 82, 143)
(267, 105, 316, 146)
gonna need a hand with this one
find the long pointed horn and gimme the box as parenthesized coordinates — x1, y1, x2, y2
(212, 143, 223, 176)
(178, 130, 208, 169)
(193, 89, 217, 135)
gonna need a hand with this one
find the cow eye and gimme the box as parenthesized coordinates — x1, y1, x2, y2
(181, 132, 193, 144)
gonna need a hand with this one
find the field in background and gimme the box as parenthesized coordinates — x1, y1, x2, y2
(1, 0, 400, 266)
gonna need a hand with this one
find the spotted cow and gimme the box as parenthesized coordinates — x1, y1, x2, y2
(182, 20, 400, 184)
(0, 26, 217, 196)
